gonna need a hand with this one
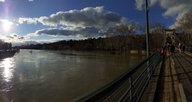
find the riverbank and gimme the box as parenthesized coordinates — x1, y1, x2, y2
(0, 50, 17, 59)
(129, 50, 146, 55)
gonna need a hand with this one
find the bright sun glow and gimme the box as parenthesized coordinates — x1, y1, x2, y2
(3, 21, 11, 31)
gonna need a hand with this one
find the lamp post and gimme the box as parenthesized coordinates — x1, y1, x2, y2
(145, 0, 151, 81)
(145, 0, 150, 57)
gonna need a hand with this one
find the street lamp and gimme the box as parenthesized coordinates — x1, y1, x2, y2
(145, 0, 150, 57)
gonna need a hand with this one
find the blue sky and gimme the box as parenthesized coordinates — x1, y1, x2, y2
(0, 0, 191, 46)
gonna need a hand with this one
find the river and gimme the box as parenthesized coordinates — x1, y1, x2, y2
(0, 49, 145, 102)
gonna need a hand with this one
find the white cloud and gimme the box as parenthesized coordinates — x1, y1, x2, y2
(135, 0, 145, 10)
(16, 6, 137, 39)
(0, 33, 24, 46)
(3, 33, 52, 46)
(18, 6, 130, 27)
(0, 19, 14, 25)
(39, 6, 126, 27)
(29, 0, 33, 2)
(0, 0, 5, 2)
(17, 17, 38, 24)
(150, 0, 158, 6)
(30, 26, 104, 38)
(5, 33, 25, 41)
(135, 0, 192, 28)
(135, 0, 192, 17)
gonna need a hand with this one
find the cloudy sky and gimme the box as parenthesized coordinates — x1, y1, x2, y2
(0, 0, 191, 46)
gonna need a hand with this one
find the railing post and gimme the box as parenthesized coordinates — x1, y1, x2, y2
(129, 77, 132, 101)
(145, 0, 151, 84)
(147, 60, 150, 81)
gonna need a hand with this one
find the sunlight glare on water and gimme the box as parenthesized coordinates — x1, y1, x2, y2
(1, 58, 14, 82)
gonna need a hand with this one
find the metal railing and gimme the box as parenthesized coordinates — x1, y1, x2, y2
(176, 45, 192, 53)
(185, 46, 192, 53)
(73, 52, 162, 102)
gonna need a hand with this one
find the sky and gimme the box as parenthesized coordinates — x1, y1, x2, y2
(0, 0, 191, 46)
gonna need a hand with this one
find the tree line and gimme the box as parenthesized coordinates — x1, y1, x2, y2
(16, 13, 192, 54)
(16, 22, 166, 54)
(0, 40, 12, 51)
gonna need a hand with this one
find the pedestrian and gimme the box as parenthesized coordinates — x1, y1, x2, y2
(170, 44, 175, 55)
(168, 50, 171, 55)
(160, 48, 164, 55)
(178, 43, 182, 53)
(182, 44, 185, 53)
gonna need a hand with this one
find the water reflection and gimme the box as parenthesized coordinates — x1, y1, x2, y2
(1, 58, 14, 82)
(0, 50, 145, 102)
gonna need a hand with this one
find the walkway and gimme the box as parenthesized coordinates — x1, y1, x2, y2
(143, 51, 192, 102)
(172, 52, 192, 102)
(155, 51, 192, 102)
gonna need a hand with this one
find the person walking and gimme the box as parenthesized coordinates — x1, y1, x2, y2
(182, 44, 185, 53)
(170, 44, 175, 55)
(178, 43, 182, 53)
(160, 48, 164, 56)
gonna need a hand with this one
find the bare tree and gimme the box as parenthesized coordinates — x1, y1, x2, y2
(138, 24, 146, 34)
(176, 14, 192, 33)
(105, 24, 137, 53)
(150, 22, 166, 50)
(138, 22, 165, 51)
(174, 13, 192, 45)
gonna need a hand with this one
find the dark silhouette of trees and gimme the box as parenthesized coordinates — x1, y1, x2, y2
(0, 40, 12, 51)
(16, 22, 168, 54)
(150, 22, 166, 50)
(138, 22, 165, 51)
(104, 24, 138, 53)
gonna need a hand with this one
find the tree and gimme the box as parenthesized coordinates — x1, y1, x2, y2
(150, 22, 166, 50)
(105, 24, 137, 53)
(138, 22, 165, 50)
(174, 13, 192, 46)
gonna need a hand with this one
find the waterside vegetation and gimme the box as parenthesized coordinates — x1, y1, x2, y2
(14, 14, 192, 54)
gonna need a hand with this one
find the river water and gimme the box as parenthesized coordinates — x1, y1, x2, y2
(0, 49, 145, 102)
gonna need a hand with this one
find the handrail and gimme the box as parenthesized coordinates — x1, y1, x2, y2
(185, 46, 192, 53)
(72, 52, 162, 102)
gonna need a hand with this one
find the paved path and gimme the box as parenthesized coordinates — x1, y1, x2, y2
(143, 51, 192, 102)
(158, 51, 192, 102)
(172, 52, 192, 102)
(160, 54, 182, 102)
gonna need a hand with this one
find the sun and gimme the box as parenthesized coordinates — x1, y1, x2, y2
(3, 21, 11, 31)
(1, 20, 13, 32)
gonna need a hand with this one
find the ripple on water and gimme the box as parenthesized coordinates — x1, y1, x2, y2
(0, 58, 15, 93)
(0, 80, 13, 92)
